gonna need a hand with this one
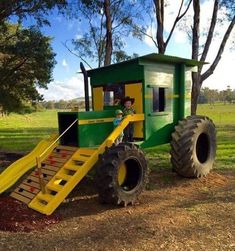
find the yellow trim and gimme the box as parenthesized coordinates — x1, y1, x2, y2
(145, 94, 179, 99)
(125, 83, 143, 138)
(118, 163, 127, 185)
(92, 87, 103, 111)
(78, 117, 114, 125)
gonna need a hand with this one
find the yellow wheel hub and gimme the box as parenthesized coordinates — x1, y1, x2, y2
(118, 163, 127, 186)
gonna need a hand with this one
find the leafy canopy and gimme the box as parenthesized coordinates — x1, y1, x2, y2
(0, 23, 56, 113)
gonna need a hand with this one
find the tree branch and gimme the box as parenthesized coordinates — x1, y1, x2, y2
(62, 41, 92, 69)
(165, 0, 193, 48)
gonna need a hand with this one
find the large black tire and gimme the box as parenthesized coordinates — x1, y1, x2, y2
(94, 143, 148, 206)
(170, 115, 216, 178)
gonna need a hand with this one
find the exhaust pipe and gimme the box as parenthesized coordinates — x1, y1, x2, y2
(80, 62, 89, 111)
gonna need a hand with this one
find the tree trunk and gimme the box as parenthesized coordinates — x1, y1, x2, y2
(154, 0, 165, 54)
(191, 0, 200, 115)
(104, 0, 112, 66)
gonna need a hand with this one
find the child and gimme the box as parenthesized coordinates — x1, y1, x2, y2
(113, 109, 124, 145)
(121, 96, 135, 142)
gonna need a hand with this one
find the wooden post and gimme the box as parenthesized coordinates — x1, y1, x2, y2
(36, 157, 46, 194)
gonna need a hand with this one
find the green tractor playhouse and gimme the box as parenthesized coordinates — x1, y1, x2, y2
(0, 53, 216, 215)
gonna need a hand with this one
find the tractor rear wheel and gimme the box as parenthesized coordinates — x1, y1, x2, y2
(94, 143, 148, 206)
(170, 115, 216, 178)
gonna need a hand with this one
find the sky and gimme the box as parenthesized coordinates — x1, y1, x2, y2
(31, 0, 235, 101)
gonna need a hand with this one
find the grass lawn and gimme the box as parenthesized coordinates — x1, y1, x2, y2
(0, 110, 58, 151)
(0, 104, 234, 172)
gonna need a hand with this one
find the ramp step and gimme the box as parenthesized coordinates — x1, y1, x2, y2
(55, 173, 73, 181)
(63, 164, 81, 171)
(11, 192, 31, 204)
(78, 148, 97, 155)
(37, 193, 54, 203)
(72, 155, 90, 162)
(47, 183, 63, 192)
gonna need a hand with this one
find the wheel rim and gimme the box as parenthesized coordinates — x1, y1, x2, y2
(118, 163, 127, 186)
(196, 133, 210, 164)
(118, 158, 142, 192)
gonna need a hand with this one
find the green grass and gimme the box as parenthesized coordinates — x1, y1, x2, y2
(0, 104, 234, 172)
(0, 110, 58, 151)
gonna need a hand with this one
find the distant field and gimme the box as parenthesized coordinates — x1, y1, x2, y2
(0, 104, 234, 172)
(0, 110, 58, 151)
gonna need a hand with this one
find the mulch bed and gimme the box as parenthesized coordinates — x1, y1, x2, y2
(0, 197, 60, 233)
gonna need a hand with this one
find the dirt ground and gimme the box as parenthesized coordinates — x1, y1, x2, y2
(0, 155, 234, 251)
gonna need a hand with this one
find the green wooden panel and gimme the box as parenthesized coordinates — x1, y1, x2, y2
(79, 122, 113, 147)
(141, 64, 175, 148)
(88, 61, 144, 86)
(78, 110, 115, 147)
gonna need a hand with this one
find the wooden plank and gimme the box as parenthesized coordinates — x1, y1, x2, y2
(23, 180, 40, 189)
(46, 156, 68, 164)
(19, 183, 40, 194)
(40, 164, 60, 172)
(41, 168, 57, 176)
(31, 173, 51, 182)
(11, 192, 31, 204)
(24, 175, 42, 183)
(50, 152, 73, 159)
(43, 160, 64, 167)
(14, 188, 36, 199)
(55, 145, 78, 152)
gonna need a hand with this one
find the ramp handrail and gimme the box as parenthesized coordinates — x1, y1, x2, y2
(36, 118, 78, 193)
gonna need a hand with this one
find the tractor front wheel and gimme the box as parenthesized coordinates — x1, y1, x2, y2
(170, 115, 216, 178)
(94, 143, 148, 206)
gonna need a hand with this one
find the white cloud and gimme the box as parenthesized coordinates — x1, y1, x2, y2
(38, 75, 88, 101)
(62, 59, 68, 67)
(61, 59, 70, 73)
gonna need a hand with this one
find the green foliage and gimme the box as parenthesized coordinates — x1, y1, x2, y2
(0, 23, 56, 113)
(199, 86, 235, 104)
(0, 0, 67, 26)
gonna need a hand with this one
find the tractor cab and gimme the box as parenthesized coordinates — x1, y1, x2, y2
(58, 53, 202, 148)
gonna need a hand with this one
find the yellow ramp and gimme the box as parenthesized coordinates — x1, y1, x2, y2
(0, 134, 58, 194)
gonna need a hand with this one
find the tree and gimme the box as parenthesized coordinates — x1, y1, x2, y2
(136, 0, 234, 114)
(191, 0, 235, 114)
(0, 23, 56, 113)
(0, 0, 67, 26)
(67, 0, 143, 68)
(133, 0, 192, 54)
